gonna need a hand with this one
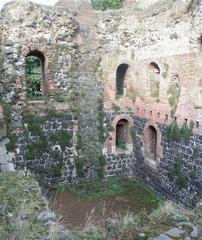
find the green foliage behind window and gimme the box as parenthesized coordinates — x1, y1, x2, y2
(91, 0, 125, 10)
(25, 56, 42, 97)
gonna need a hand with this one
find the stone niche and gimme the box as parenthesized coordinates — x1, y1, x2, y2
(141, 120, 163, 170)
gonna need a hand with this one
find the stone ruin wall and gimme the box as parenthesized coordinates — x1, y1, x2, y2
(0, 0, 202, 205)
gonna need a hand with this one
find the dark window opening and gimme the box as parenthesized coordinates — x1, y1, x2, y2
(199, 35, 202, 45)
(25, 50, 47, 98)
(147, 126, 157, 160)
(116, 119, 129, 150)
(116, 64, 129, 95)
(149, 62, 160, 74)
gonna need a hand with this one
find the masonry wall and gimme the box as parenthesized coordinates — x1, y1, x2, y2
(104, 112, 202, 207)
(0, 0, 202, 205)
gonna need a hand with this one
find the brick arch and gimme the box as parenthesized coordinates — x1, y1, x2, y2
(142, 120, 163, 170)
(21, 45, 51, 97)
(21, 45, 51, 66)
(111, 114, 133, 154)
(116, 63, 129, 95)
(149, 62, 160, 74)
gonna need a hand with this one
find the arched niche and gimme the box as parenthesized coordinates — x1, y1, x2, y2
(116, 64, 129, 96)
(111, 114, 133, 154)
(25, 50, 48, 97)
(142, 120, 163, 170)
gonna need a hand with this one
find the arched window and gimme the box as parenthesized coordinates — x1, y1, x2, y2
(116, 64, 129, 95)
(145, 126, 157, 160)
(116, 119, 129, 151)
(149, 62, 160, 74)
(25, 50, 47, 98)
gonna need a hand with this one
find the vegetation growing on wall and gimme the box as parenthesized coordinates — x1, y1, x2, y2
(186, 0, 195, 12)
(91, 0, 125, 10)
(168, 156, 188, 189)
(181, 121, 194, 144)
(18, 109, 72, 179)
(25, 56, 42, 98)
(5, 134, 18, 152)
(75, 157, 85, 178)
(167, 83, 181, 118)
(166, 120, 181, 141)
(150, 80, 160, 102)
(130, 127, 136, 142)
(162, 63, 169, 79)
(112, 103, 121, 112)
(126, 90, 136, 103)
(96, 98, 107, 178)
(97, 98, 106, 144)
(167, 120, 194, 144)
(0, 98, 11, 128)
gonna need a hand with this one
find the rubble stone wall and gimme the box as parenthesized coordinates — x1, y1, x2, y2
(0, 0, 202, 205)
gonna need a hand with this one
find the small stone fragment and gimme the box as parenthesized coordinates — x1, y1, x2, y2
(37, 210, 57, 222)
(138, 233, 146, 238)
(164, 227, 184, 238)
(190, 226, 198, 238)
(153, 234, 172, 240)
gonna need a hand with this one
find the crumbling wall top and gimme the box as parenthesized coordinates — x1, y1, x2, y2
(55, 0, 92, 11)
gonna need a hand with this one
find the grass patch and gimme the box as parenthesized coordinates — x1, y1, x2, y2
(0, 172, 49, 240)
(57, 177, 161, 207)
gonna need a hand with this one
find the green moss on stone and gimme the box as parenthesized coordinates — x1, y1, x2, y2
(112, 104, 121, 112)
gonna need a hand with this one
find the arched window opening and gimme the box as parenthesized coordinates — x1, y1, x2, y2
(116, 64, 129, 95)
(25, 51, 46, 98)
(116, 119, 129, 151)
(149, 62, 160, 74)
(146, 126, 157, 160)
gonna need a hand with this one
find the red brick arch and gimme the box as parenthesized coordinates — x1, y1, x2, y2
(142, 120, 163, 170)
(21, 45, 51, 96)
(111, 114, 134, 154)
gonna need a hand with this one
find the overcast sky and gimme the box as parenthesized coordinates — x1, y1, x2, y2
(0, 0, 58, 10)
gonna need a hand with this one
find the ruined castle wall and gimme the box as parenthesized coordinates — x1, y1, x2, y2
(99, 2, 202, 129)
(1, 0, 202, 205)
(1, 1, 79, 103)
(0, 1, 104, 183)
(104, 112, 202, 207)
(100, 1, 202, 206)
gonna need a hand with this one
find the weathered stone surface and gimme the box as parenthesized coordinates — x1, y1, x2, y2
(0, 0, 202, 207)
(37, 210, 57, 222)
(164, 227, 184, 238)
(153, 234, 171, 240)
(190, 226, 199, 238)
